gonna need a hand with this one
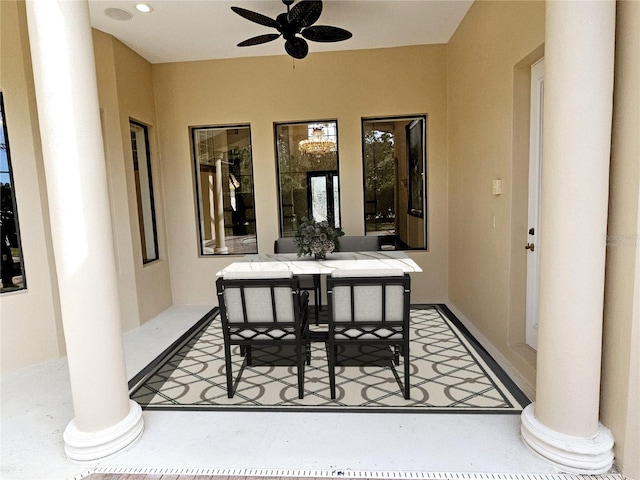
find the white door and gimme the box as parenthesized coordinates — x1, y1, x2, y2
(526, 58, 544, 350)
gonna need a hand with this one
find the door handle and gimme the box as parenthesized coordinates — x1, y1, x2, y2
(525, 243, 535, 252)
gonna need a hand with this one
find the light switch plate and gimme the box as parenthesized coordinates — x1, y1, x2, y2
(493, 179, 502, 195)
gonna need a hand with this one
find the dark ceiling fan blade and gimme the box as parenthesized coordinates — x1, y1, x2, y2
(237, 33, 281, 47)
(301, 25, 353, 43)
(285, 37, 309, 59)
(231, 6, 279, 29)
(288, 0, 322, 28)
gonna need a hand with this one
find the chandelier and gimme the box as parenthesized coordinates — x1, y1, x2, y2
(298, 126, 336, 156)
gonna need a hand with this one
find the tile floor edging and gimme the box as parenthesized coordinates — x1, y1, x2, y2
(73, 466, 626, 480)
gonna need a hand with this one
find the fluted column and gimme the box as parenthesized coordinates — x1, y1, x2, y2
(25, 0, 143, 462)
(521, 1, 615, 473)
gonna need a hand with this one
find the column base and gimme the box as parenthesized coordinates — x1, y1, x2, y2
(215, 246, 229, 254)
(521, 403, 614, 474)
(63, 400, 144, 463)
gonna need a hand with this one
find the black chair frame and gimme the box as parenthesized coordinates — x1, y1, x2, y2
(326, 274, 411, 399)
(216, 276, 310, 399)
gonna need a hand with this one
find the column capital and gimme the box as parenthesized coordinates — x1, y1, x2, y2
(521, 404, 614, 474)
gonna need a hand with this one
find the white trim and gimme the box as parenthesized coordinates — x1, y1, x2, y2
(521, 404, 615, 475)
(63, 400, 144, 463)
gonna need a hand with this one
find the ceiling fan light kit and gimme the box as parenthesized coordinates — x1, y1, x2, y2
(231, 0, 353, 59)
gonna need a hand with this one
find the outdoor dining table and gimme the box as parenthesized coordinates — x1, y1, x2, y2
(216, 250, 422, 341)
(215, 250, 423, 276)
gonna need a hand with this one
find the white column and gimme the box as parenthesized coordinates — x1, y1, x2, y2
(214, 156, 228, 254)
(521, 1, 615, 474)
(25, 0, 143, 462)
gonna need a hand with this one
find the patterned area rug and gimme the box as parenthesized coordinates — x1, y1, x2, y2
(129, 305, 529, 412)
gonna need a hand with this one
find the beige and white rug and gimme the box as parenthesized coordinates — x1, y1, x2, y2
(129, 305, 528, 412)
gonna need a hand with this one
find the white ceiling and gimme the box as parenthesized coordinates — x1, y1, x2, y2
(88, 0, 473, 64)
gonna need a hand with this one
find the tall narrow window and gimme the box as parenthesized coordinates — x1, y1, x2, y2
(192, 125, 257, 255)
(130, 121, 159, 263)
(0, 93, 26, 293)
(275, 121, 340, 236)
(362, 115, 427, 250)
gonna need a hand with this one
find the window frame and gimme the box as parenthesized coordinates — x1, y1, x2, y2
(361, 114, 428, 250)
(190, 123, 258, 256)
(130, 120, 160, 264)
(274, 119, 341, 237)
(0, 92, 27, 293)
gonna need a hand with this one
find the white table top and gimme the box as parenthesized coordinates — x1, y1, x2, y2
(216, 251, 423, 276)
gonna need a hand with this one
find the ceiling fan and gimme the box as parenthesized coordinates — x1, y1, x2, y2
(231, 0, 353, 59)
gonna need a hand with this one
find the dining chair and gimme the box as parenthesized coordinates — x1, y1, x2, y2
(216, 270, 310, 399)
(337, 235, 380, 252)
(326, 268, 411, 399)
(274, 237, 322, 323)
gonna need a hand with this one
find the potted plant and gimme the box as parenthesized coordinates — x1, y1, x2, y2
(293, 217, 344, 260)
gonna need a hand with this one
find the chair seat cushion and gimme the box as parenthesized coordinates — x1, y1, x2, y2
(331, 268, 404, 278)
(223, 270, 293, 280)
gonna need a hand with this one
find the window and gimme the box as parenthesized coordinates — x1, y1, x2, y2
(0, 93, 26, 293)
(362, 115, 427, 250)
(130, 121, 159, 263)
(192, 125, 257, 255)
(275, 121, 340, 236)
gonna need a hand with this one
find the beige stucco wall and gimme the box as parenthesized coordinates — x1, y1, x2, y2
(152, 45, 449, 305)
(93, 31, 173, 331)
(111, 36, 173, 323)
(447, 0, 545, 389)
(0, 0, 64, 373)
(602, 1, 640, 478)
(0, 3, 172, 374)
(92, 30, 140, 333)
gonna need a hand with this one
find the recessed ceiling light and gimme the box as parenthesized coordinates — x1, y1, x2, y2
(135, 3, 153, 13)
(104, 7, 133, 21)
